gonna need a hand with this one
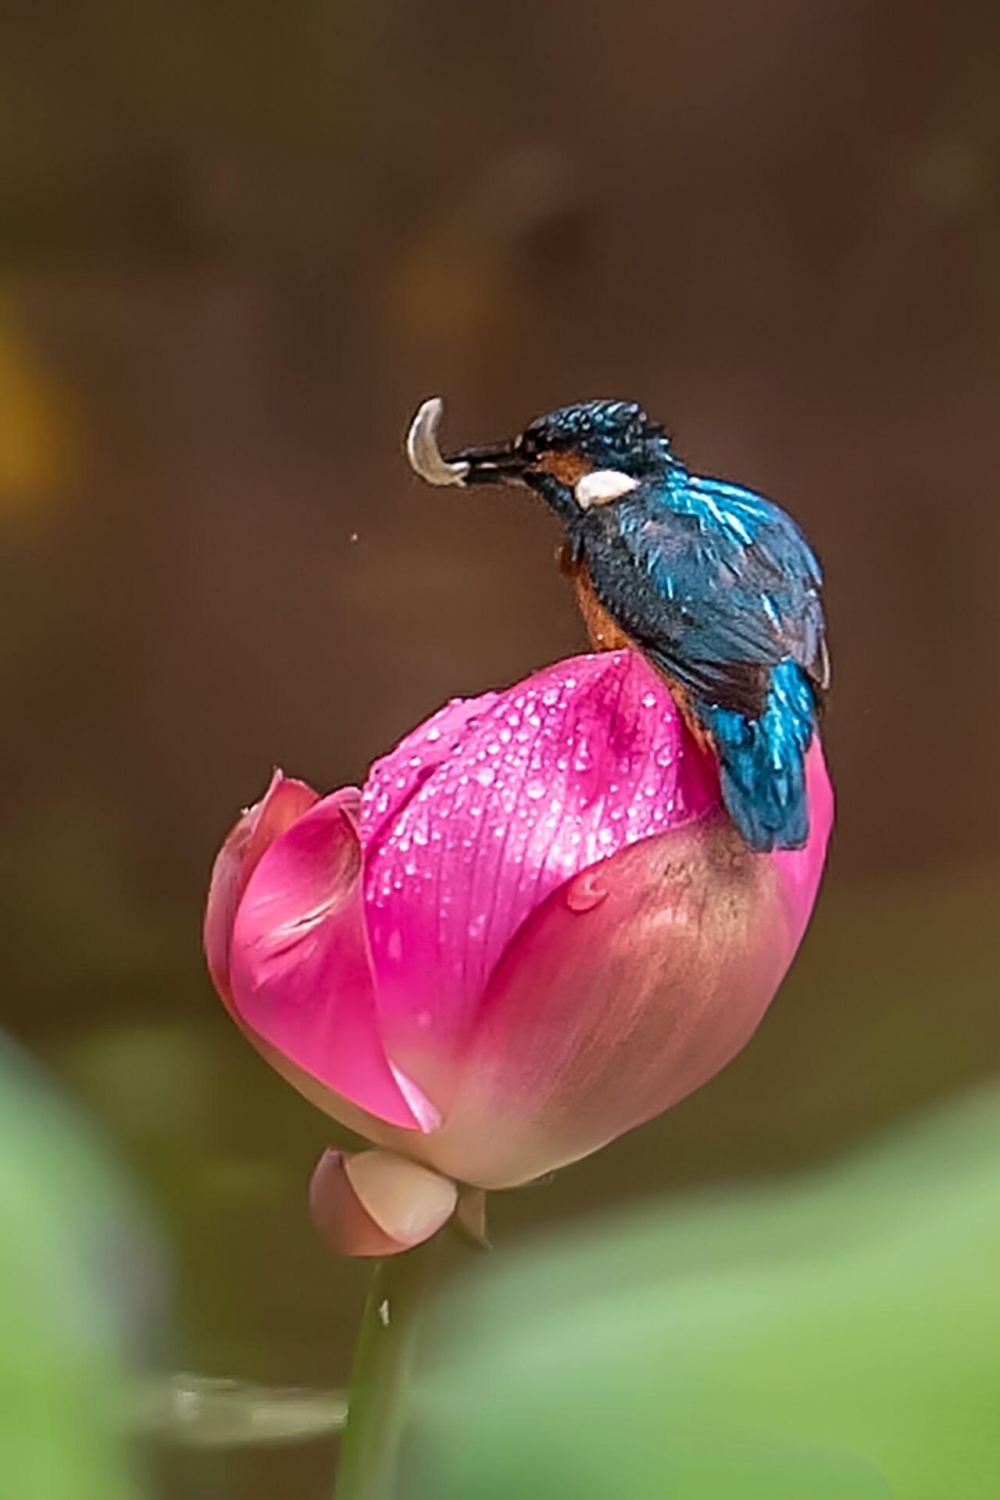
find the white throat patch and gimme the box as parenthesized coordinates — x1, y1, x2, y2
(574, 469, 640, 509)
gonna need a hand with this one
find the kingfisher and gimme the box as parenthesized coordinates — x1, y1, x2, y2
(406, 397, 829, 853)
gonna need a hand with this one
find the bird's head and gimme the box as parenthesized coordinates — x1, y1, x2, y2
(407, 397, 673, 523)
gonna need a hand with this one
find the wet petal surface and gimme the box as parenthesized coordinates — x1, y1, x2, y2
(357, 652, 718, 1097)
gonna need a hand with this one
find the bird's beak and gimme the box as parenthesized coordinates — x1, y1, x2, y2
(406, 397, 526, 489)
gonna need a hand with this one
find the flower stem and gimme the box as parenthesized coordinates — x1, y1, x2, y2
(333, 1234, 445, 1500)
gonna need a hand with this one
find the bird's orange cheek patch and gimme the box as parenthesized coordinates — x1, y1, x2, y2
(535, 450, 591, 486)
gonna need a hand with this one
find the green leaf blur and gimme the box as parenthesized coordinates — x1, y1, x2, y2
(410, 1087, 1000, 1500)
(0, 1037, 151, 1500)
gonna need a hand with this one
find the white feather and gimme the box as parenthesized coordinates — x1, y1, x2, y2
(575, 469, 639, 509)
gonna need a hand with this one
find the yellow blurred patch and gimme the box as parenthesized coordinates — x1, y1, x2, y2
(0, 300, 78, 521)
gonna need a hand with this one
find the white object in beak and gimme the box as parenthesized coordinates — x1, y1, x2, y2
(406, 398, 470, 487)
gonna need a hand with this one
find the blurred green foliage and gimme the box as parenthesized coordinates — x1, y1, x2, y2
(411, 1086, 1000, 1499)
(0, 1035, 156, 1499)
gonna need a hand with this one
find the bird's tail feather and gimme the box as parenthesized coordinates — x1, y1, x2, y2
(701, 661, 816, 853)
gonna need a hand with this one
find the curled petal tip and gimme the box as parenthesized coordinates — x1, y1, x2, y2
(406, 397, 470, 488)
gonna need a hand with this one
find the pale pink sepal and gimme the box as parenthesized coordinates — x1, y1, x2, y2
(227, 793, 437, 1132)
(309, 1148, 457, 1257)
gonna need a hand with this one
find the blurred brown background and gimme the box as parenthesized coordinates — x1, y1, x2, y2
(0, 2, 998, 1495)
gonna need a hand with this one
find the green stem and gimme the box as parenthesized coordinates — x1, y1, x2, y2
(334, 1233, 445, 1500)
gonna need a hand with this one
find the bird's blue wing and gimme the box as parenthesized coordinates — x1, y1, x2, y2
(609, 471, 828, 715)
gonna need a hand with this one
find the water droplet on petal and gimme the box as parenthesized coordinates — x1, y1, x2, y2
(525, 779, 546, 800)
(566, 872, 610, 913)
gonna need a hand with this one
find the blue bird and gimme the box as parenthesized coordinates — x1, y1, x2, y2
(407, 397, 829, 852)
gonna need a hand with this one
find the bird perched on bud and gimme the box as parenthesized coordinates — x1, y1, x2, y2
(407, 397, 829, 853)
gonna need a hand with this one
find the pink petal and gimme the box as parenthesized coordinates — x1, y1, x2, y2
(358, 691, 501, 851)
(228, 794, 438, 1132)
(773, 741, 835, 946)
(204, 769, 320, 1004)
(422, 817, 803, 1188)
(359, 652, 718, 1104)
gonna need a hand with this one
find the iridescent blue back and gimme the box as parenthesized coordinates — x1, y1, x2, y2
(572, 462, 827, 852)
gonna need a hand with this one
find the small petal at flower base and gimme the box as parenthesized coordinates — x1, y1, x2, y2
(310, 1150, 458, 1257)
(205, 650, 833, 1216)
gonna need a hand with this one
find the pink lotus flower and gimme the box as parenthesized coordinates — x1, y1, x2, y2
(205, 650, 831, 1250)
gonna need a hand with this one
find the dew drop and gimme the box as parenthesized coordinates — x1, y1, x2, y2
(525, 779, 546, 800)
(566, 874, 609, 913)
